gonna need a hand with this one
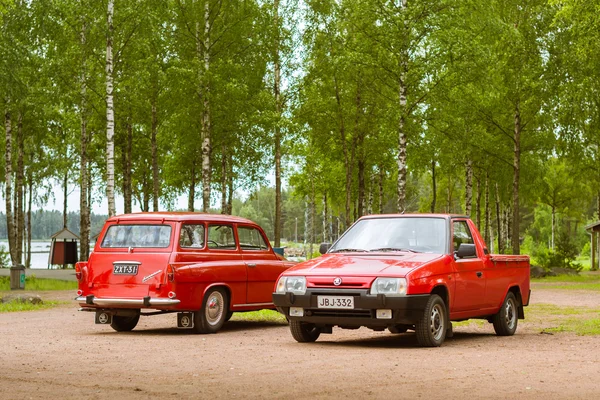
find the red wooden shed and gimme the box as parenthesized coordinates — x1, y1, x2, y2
(48, 227, 80, 268)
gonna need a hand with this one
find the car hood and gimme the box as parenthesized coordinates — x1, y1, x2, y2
(284, 252, 444, 277)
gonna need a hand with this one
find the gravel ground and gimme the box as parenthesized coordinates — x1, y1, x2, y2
(0, 284, 599, 400)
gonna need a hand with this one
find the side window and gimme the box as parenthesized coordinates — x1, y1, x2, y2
(452, 221, 474, 253)
(179, 224, 205, 248)
(207, 225, 237, 250)
(238, 226, 269, 250)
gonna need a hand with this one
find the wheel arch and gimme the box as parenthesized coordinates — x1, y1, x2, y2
(203, 283, 232, 310)
(431, 284, 449, 309)
(508, 285, 525, 319)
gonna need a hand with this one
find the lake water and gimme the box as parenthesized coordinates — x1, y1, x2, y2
(0, 240, 93, 269)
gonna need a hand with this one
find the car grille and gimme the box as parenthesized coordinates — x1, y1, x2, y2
(311, 282, 367, 289)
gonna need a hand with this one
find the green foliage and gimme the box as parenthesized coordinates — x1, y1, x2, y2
(2, 0, 600, 265)
(0, 245, 9, 267)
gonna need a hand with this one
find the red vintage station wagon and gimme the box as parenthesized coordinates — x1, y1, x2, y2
(75, 212, 293, 333)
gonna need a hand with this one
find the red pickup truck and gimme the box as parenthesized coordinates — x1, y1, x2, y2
(76, 212, 293, 333)
(272, 214, 530, 347)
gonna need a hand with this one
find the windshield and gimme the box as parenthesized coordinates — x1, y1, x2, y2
(101, 224, 172, 248)
(330, 217, 447, 254)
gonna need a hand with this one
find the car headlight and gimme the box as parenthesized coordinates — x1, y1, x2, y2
(275, 276, 307, 295)
(370, 277, 407, 296)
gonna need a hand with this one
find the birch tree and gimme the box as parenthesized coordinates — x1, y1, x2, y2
(105, 0, 116, 217)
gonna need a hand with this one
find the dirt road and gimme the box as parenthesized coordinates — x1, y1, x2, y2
(1, 286, 598, 400)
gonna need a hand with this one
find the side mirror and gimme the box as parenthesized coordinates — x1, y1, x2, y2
(455, 243, 477, 259)
(319, 243, 331, 255)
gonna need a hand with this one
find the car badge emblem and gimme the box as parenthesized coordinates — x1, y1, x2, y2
(142, 270, 162, 283)
(333, 277, 342, 286)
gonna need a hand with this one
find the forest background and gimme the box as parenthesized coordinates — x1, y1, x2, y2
(1, 0, 599, 270)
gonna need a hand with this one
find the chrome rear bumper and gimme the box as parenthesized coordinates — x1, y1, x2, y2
(75, 296, 180, 307)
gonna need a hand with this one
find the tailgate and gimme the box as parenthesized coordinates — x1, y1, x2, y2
(87, 252, 171, 298)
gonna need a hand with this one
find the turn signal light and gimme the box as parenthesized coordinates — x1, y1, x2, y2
(75, 262, 86, 281)
(166, 264, 174, 282)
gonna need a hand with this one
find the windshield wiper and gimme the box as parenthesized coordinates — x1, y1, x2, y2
(369, 247, 420, 253)
(330, 248, 368, 253)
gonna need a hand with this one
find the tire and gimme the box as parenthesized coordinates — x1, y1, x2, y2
(110, 313, 140, 332)
(225, 311, 234, 322)
(289, 320, 321, 343)
(493, 292, 518, 336)
(415, 294, 447, 347)
(193, 288, 229, 334)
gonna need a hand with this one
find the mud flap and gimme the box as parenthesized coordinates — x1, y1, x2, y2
(177, 312, 194, 329)
(95, 311, 113, 325)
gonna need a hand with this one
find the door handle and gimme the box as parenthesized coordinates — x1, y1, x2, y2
(246, 263, 257, 268)
(476, 271, 483, 278)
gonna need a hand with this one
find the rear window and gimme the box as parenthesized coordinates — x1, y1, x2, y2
(101, 225, 172, 248)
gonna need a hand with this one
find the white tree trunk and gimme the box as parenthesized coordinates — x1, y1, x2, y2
(465, 159, 473, 216)
(512, 102, 521, 254)
(396, 0, 408, 213)
(152, 100, 159, 211)
(105, 0, 116, 217)
(4, 109, 17, 265)
(201, 0, 212, 212)
(79, 17, 90, 261)
(274, 0, 282, 246)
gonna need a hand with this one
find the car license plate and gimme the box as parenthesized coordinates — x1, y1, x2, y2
(317, 296, 354, 309)
(113, 264, 139, 275)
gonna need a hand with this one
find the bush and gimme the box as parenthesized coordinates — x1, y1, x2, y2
(524, 228, 582, 271)
(580, 242, 591, 259)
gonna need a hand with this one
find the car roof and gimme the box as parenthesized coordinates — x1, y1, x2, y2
(359, 213, 468, 220)
(106, 212, 257, 225)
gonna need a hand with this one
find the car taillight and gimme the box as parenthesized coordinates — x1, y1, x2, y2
(166, 264, 174, 282)
(75, 262, 86, 281)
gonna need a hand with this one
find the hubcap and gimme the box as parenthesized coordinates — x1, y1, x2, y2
(205, 292, 224, 326)
(430, 304, 445, 341)
(505, 298, 516, 329)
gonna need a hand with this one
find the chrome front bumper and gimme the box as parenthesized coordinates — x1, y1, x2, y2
(75, 296, 180, 307)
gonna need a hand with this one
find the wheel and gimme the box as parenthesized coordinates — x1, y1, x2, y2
(110, 313, 140, 332)
(193, 288, 228, 334)
(225, 311, 233, 322)
(493, 292, 518, 336)
(415, 294, 447, 347)
(289, 320, 321, 342)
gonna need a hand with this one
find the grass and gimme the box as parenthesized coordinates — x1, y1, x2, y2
(541, 283, 600, 291)
(452, 304, 600, 335)
(526, 303, 600, 336)
(0, 276, 78, 291)
(531, 272, 600, 291)
(0, 300, 67, 313)
(531, 273, 600, 284)
(230, 309, 287, 324)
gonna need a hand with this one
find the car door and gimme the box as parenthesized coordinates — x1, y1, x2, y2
(238, 224, 285, 305)
(176, 223, 247, 308)
(450, 219, 487, 312)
